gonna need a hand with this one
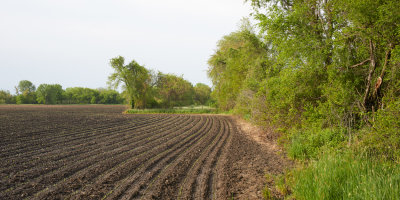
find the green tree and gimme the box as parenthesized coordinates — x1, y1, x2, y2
(64, 87, 99, 104)
(193, 83, 211, 105)
(108, 56, 152, 109)
(15, 80, 36, 104)
(97, 88, 124, 104)
(208, 19, 269, 111)
(155, 73, 194, 108)
(0, 90, 15, 104)
(36, 84, 63, 104)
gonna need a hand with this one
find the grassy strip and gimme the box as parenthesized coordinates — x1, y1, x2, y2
(126, 109, 218, 114)
(289, 151, 400, 200)
(125, 106, 220, 114)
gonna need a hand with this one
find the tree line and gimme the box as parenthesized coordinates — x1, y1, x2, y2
(0, 80, 124, 105)
(209, 0, 400, 198)
(108, 56, 212, 109)
(1, 63, 212, 107)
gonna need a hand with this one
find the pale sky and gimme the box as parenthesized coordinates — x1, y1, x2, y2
(0, 0, 252, 93)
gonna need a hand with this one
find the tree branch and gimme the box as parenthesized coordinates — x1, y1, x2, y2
(349, 59, 371, 68)
(363, 39, 376, 110)
(373, 43, 393, 99)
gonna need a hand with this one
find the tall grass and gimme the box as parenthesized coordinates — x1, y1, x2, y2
(291, 151, 400, 200)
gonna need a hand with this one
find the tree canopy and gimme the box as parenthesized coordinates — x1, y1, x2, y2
(108, 56, 152, 109)
(209, 0, 400, 160)
(108, 56, 211, 109)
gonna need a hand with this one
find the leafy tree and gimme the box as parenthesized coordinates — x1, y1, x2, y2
(36, 84, 63, 104)
(16, 80, 36, 95)
(97, 88, 124, 104)
(193, 83, 211, 105)
(0, 90, 15, 104)
(155, 73, 194, 108)
(64, 87, 99, 104)
(15, 80, 36, 104)
(207, 0, 400, 160)
(108, 56, 152, 109)
(208, 19, 269, 111)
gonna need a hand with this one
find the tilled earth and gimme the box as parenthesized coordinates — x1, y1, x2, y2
(0, 105, 288, 199)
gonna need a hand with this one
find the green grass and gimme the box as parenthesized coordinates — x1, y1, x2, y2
(291, 151, 400, 200)
(125, 106, 219, 114)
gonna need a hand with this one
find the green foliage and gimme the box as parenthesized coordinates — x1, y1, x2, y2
(0, 90, 15, 104)
(108, 56, 152, 109)
(4, 80, 123, 105)
(155, 73, 194, 108)
(107, 56, 211, 109)
(291, 152, 400, 200)
(360, 98, 400, 162)
(208, 19, 268, 111)
(16, 80, 37, 104)
(16, 80, 36, 94)
(36, 84, 63, 104)
(97, 88, 124, 104)
(64, 87, 99, 104)
(193, 83, 211, 105)
(209, 0, 400, 198)
(288, 127, 345, 160)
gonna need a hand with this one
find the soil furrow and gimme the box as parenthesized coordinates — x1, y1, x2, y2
(100, 116, 210, 200)
(176, 116, 226, 200)
(0, 115, 183, 190)
(28, 115, 201, 200)
(0, 115, 160, 158)
(136, 116, 221, 200)
(115, 116, 214, 200)
(1, 116, 193, 199)
(0, 115, 172, 173)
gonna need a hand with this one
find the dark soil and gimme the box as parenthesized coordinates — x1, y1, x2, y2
(0, 105, 289, 199)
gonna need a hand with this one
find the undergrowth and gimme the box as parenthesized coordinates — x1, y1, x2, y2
(289, 151, 400, 200)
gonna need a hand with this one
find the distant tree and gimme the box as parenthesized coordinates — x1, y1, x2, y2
(15, 80, 36, 104)
(36, 84, 63, 104)
(108, 56, 152, 109)
(64, 87, 99, 104)
(97, 88, 124, 104)
(155, 73, 194, 108)
(193, 83, 211, 105)
(16, 80, 36, 95)
(0, 90, 15, 104)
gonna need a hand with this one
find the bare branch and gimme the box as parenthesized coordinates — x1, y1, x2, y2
(349, 59, 371, 68)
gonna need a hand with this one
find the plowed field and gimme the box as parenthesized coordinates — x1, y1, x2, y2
(0, 105, 287, 199)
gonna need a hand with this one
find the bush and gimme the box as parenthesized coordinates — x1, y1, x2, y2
(360, 99, 400, 162)
(288, 127, 345, 160)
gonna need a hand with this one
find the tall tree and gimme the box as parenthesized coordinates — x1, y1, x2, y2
(0, 90, 15, 104)
(208, 20, 268, 110)
(16, 80, 36, 95)
(15, 80, 36, 104)
(108, 56, 151, 109)
(155, 73, 194, 108)
(36, 84, 63, 104)
(193, 83, 212, 105)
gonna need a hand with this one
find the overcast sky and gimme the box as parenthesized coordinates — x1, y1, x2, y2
(0, 0, 252, 93)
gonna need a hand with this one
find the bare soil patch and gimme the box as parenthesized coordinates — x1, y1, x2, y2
(0, 105, 290, 199)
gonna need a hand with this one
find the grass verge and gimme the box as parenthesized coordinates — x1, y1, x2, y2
(125, 106, 219, 114)
(289, 151, 400, 200)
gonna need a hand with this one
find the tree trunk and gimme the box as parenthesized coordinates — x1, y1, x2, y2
(363, 39, 377, 111)
(373, 43, 393, 100)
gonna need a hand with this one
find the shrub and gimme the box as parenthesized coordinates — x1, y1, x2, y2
(360, 99, 400, 162)
(288, 127, 345, 160)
